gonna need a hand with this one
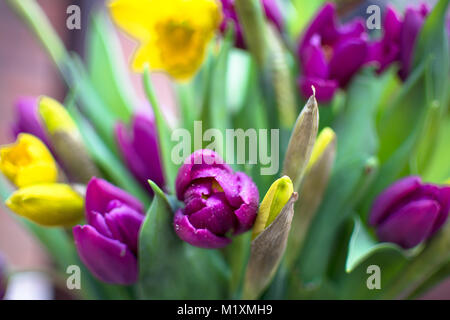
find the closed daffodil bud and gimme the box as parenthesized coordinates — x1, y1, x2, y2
(286, 127, 337, 267)
(0, 133, 57, 188)
(244, 176, 297, 299)
(38, 96, 99, 183)
(5, 183, 84, 227)
(252, 176, 294, 239)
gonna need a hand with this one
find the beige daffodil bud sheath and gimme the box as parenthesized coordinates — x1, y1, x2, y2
(6, 183, 84, 227)
(282, 94, 319, 191)
(244, 176, 297, 299)
(0, 133, 57, 188)
(285, 127, 337, 268)
(38, 96, 100, 184)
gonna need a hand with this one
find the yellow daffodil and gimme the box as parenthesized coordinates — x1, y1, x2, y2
(109, 0, 222, 80)
(0, 133, 57, 188)
(6, 183, 84, 226)
(252, 176, 294, 239)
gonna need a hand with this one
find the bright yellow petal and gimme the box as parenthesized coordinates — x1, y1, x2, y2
(111, 0, 222, 80)
(252, 176, 294, 239)
(6, 183, 84, 227)
(38, 96, 78, 135)
(109, 0, 158, 42)
(0, 133, 57, 188)
(306, 127, 336, 172)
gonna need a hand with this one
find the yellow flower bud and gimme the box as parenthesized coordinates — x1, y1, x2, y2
(38, 96, 78, 135)
(306, 127, 336, 172)
(0, 133, 57, 188)
(5, 183, 84, 226)
(252, 176, 293, 239)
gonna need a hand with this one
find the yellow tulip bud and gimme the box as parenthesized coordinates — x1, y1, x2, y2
(0, 133, 57, 188)
(252, 176, 293, 239)
(306, 127, 336, 172)
(38, 96, 78, 135)
(5, 183, 84, 227)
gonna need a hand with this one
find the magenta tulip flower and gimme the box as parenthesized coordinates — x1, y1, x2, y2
(220, 0, 284, 48)
(73, 177, 145, 285)
(297, 3, 369, 102)
(398, 4, 429, 80)
(11, 97, 50, 147)
(174, 149, 259, 248)
(115, 112, 165, 192)
(366, 6, 402, 74)
(369, 176, 450, 249)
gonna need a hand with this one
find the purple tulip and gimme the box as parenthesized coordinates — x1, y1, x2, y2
(297, 3, 369, 102)
(73, 177, 145, 285)
(398, 4, 429, 80)
(369, 176, 450, 249)
(0, 254, 7, 299)
(366, 6, 402, 74)
(11, 97, 50, 147)
(174, 149, 259, 248)
(115, 112, 165, 192)
(220, 0, 284, 49)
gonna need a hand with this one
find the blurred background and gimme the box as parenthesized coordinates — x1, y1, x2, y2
(0, 0, 448, 299)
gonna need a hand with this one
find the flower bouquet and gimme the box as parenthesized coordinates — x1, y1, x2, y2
(0, 0, 449, 300)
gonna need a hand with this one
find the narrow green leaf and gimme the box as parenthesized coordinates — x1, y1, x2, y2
(138, 181, 229, 299)
(87, 11, 138, 122)
(143, 67, 177, 193)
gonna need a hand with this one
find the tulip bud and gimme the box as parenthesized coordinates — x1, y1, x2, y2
(5, 183, 84, 226)
(11, 97, 50, 148)
(282, 94, 319, 190)
(73, 177, 145, 285)
(115, 112, 165, 193)
(0, 133, 57, 188)
(369, 176, 450, 249)
(38, 96, 100, 184)
(252, 176, 293, 239)
(174, 149, 259, 248)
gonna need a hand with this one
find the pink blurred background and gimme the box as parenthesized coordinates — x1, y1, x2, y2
(0, 0, 448, 299)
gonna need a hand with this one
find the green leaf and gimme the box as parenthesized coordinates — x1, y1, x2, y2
(346, 217, 404, 273)
(143, 67, 177, 193)
(294, 155, 378, 284)
(137, 181, 230, 299)
(68, 106, 150, 206)
(412, 0, 450, 105)
(87, 11, 137, 122)
(423, 114, 450, 183)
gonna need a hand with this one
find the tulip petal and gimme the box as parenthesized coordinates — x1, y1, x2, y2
(377, 199, 440, 249)
(104, 205, 145, 254)
(132, 113, 165, 188)
(430, 185, 450, 234)
(329, 38, 368, 86)
(173, 210, 231, 249)
(85, 177, 144, 222)
(73, 225, 138, 285)
(369, 176, 422, 226)
(175, 149, 233, 200)
(189, 193, 236, 235)
(298, 76, 338, 103)
(301, 36, 329, 78)
(233, 172, 259, 234)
